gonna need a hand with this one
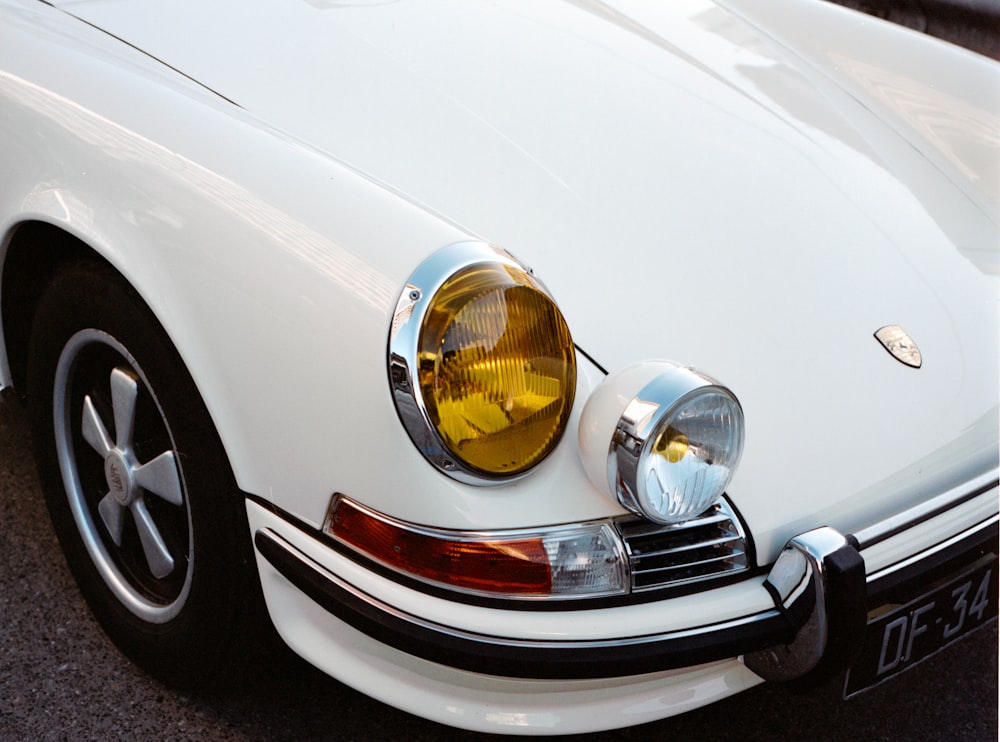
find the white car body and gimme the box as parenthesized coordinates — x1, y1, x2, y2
(0, 0, 997, 734)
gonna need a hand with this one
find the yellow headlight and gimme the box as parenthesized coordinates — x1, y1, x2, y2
(389, 243, 576, 483)
(419, 262, 575, 475)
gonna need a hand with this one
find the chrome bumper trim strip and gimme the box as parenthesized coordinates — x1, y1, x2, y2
(851, 470, 998, 550)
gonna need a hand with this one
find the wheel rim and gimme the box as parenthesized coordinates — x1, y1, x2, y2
(53, 329, 193, 623)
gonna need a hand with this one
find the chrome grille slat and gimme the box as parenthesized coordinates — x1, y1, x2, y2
(637, 550, 746, 574)
(617, 500, 750, 593)
(630, 533, 743, 558)
(622, 512, 731, 537)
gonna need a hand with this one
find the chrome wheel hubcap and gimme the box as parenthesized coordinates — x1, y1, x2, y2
(54, 330, 193, 622)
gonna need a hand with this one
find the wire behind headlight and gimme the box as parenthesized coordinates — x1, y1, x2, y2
(390, 243, 576, 483)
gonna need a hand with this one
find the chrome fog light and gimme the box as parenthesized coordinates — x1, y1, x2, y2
(579, 362, 744, 524)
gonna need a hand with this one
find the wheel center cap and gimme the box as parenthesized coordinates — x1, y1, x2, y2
(105, 451, 135, 506)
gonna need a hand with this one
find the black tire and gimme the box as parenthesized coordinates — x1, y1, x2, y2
(27, 261, 266, 689)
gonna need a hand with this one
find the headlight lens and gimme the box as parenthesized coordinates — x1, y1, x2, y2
(390, 243, 576, 483)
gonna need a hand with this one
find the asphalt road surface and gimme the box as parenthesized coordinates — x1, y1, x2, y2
(1, 395, 996, 741)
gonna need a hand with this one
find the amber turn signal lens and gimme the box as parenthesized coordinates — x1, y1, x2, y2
(328, 497, 552, 595)
(418, 262, 575, 476)
(324, 496, 629, 599)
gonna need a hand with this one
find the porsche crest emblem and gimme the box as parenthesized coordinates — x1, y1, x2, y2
(875, 325, 922, 368)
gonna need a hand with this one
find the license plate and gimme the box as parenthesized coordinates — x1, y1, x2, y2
(844, 554, 998, 698)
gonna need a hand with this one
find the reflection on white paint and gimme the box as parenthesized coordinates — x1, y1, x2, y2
(0, 71, 397, 313)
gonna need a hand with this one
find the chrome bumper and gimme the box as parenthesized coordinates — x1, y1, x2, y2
(253, 473, 998, 681)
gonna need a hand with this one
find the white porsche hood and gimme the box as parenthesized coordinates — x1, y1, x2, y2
(51, 0, 999, 555)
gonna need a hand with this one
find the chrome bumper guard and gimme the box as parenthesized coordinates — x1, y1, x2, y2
(253, 473, 998, 681)
(748, 470, 999, 682)
(744, 527, 866, 681)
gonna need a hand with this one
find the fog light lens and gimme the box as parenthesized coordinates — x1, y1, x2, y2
(627, 388, 744, 523)
(581, 362, 744, 525)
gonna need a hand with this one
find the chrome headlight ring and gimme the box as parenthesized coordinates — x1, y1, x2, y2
(388, 242, 576, 485)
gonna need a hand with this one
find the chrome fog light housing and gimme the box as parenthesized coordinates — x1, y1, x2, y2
(579, 362, 745, 525)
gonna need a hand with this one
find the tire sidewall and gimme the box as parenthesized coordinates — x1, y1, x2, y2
(27, 264, 256, 687)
